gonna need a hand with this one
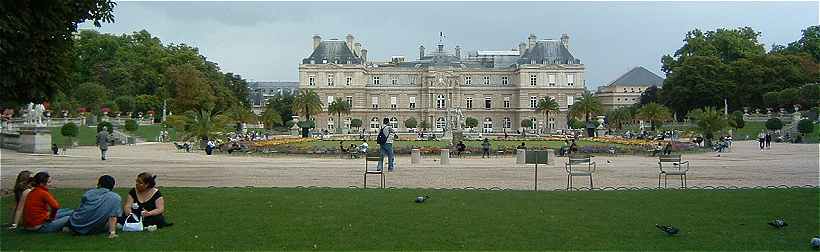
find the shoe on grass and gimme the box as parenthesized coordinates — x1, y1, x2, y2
(145, 225, 158, 232)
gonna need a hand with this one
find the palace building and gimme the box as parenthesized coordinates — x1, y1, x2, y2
(298, 33, 587, 134)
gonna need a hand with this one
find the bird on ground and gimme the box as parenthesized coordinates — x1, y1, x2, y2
(415, 196, 429, 203)
(656, 224, 679, 235)
(768, 218, 788, 229)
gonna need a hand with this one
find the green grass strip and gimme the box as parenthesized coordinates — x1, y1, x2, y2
(2, 188, 817, 250)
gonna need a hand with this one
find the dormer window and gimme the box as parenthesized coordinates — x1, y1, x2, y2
(322, 59, 328, 64)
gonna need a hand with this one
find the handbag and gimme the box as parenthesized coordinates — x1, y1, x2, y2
(122, 213, 143, 232)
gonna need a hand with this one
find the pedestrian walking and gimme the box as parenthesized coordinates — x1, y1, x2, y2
(765, 132, 772, 149)
(481, 138, 491, 158)
(757, 131, 765, 150)
(96, 127, 109, 160)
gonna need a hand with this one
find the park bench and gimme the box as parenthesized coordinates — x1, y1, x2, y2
(658, 154, 689, 188)
(363, 153, 384, 188)
(565, 155, 596, 190)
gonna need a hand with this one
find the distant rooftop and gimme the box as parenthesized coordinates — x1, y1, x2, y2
(606, 66, 664, 87)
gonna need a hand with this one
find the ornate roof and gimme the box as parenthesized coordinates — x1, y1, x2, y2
(302, 40, 362, 64)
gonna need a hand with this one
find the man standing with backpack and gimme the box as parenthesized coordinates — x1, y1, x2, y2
(377, 117, 396, 172)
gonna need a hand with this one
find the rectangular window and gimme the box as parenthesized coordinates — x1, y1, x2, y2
(567, 95, 575, 106)
(466, 97, 473, 109)
(371, 96, 379, 109)
(567, 74, 574, 86)
(327, 96, 334, 107)
(548, 74, 555, 86)
(503, 97, 510, 108)
(484, 97, 492, 109)
(346, 96, 353, 107)
(392, 76, 397, 85)
(410, 76, 416, 85)
(346, 76, 352, 86)
(465, 76, 472, 85)
(530, 96, 537, 108)
(409, 96, 416, 109)
(309, 76, 315, 86)
(327, 74, 334, 86)
(501, 76, 508, 85)
(530, 75, 537, 86)
(390, 96, 397, 109)
(483, 76, 490, 85)
(373, 76, 380, 85)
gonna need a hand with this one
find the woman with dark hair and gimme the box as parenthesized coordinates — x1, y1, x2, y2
(122, 172, 171, 229)
(9, 171, 33, 229)
(21, 172, 73, 232)
(68, 175, 122, 238)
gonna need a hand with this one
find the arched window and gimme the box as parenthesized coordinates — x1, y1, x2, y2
(503, 117, 511, 129)
(483, 117, 493, 133)
(436, 117, 446, 130)
(389, 117, 399, 128)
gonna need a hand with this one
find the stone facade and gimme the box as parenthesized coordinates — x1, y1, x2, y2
(299, 34, 587, 134)
(595, 66, 664, 112)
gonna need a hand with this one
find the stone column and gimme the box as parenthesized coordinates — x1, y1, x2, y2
(411, 149, 421, 164)
(440, 149, 449, 165)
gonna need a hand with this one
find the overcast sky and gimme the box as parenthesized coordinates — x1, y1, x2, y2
(79, 1, 819, 89)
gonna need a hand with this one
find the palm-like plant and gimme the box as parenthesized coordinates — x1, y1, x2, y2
(184, 108, 225, 144)
(327, 98, 351, 133)
(292, 89, 322, 137)
(261, 103, 282, 130)
(569, 92, 602, 136)
(606, 107, 633, 130)
(636, 102, 672, 131)
(687, 107, 727, 147)
(535, 97, 559, 134)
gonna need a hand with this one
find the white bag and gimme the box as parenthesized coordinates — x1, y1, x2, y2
(122, 213, 143, 232)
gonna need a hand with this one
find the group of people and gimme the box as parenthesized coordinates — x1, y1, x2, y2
(452, 138, 494, 158)
(757, 131, 773, 150)
(9, 171, 171, 238)
(652, 142, 675, 156)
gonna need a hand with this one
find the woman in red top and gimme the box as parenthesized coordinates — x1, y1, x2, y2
(22, 172, 73, 232)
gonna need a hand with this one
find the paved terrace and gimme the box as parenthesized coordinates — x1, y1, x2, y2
(1, 141, 818, 191)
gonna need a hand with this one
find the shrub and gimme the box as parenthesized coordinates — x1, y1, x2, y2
(124, 119, 139, 132)
(797, 119, 814, 135)
(97, 121, 114, 133)
(465, 117, 478, 129)
(568, 118, 584, 129)
(61, 122, 79, 138)
(765, 118, 783, 131)
(520, 119, 532, 128)
(404, 117, 417, 129)
(349, 118, 362, 129)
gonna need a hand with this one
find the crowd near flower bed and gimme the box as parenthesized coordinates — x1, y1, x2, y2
(242, 135, 701, 156)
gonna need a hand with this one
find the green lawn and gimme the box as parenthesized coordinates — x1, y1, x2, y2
(266, 139, 643, 155)
(734, 121, 767, 141)
(130, 124, 177, 142)
(2, 188, 817, 250)
(50, 126, 99, 146)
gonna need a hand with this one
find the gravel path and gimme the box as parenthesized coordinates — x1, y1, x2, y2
(1, 141, 817, 191)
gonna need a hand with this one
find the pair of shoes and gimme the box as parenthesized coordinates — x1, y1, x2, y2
(145, 225, 158, 232)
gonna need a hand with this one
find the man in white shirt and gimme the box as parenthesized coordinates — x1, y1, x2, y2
(377, 117, 397, 172)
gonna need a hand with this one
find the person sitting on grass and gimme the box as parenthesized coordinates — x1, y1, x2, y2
(121, 172, 172, 229)
(20, 172, 73, 233)
(8, 171, 33, 230)
(652, 142, 663, 156)
(517, 142, 526, 150)
(68, 175, 122, 238)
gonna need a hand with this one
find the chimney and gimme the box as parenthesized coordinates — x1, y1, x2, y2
(346, 34, 355, 51)
(518, 42, 526, 54)
(312, 34, 321, 49)
(455, 45, 461, 59)
(527, 34, 536, 49)
(354, 42, 362, 57)
(561, 33, 570, 49)
(361, 48, 368, 64)
(419, 45, 425, 59)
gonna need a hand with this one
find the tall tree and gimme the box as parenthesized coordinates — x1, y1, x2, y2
(569, 92, 603, 136)
(327, 98, 351, 133)
(535, 97, 559, 133)
(0, 0, 117, 108)
(636, 102, 672, 131)
(260, 104, 282, 130)
(292, 89, 322, 137)
(662, 27, 765, 75)
(639, 86, 659, 106)
(75, 82, 109, 114)
(606, 107, 633, 130)
(166, 64, 216, 113)
(658, 56, 733, 119)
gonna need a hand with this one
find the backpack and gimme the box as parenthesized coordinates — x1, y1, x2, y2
(376, 126, 388, 145)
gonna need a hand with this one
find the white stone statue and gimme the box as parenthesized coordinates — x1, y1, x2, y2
(34, 103, 45, 125)
(25, 102, 34, 125)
